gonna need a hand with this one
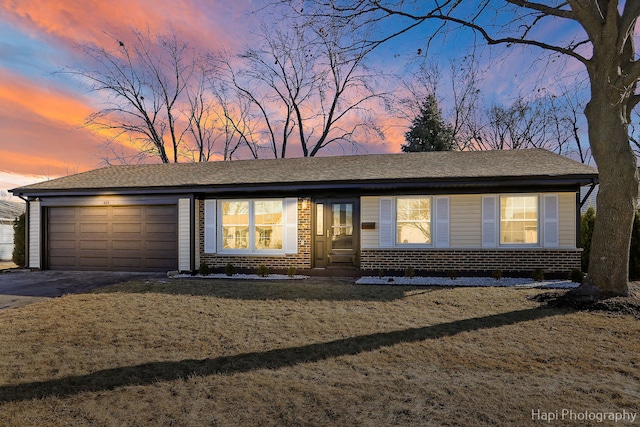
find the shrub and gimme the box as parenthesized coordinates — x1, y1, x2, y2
(257, 264, 270, 277)
(378, 269, 385, 279)
(404, 267, 415, 278)
(287, 266, 296, 278)
(580, 206, 596, 273)
(225, 262, 236, 277)
(491, 269, 502, 281)
(531, 269, 545, 282)
(569, 268, 584, 284)
(198, 262, 211, 276)
(12, 213, 25, 267)
(447, 269, 458, 280)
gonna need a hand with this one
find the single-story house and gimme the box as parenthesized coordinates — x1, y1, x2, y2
(10, 149, 598, 275)
(0, 200, 26, 261)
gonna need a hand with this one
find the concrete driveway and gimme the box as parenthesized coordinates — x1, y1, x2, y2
(0, 270, 165, 310)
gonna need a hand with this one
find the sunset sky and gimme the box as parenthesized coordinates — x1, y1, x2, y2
(0, 1, 588, 197)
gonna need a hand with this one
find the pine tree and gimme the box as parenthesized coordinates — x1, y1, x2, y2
(402, 94, 454, 152)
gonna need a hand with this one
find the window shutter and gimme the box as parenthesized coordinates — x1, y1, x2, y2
(379, 197, 394, 248)
(435, 196, 450, 248)
(482, 196, 497, 248)
(204, 199, 217, 253)
(543, 194, 559, 248)
(284, 198, 298, 254)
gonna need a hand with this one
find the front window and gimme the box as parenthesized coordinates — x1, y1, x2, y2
(222, 201, 249, 249)
(397, 197, 431, 244)
(500, 196, 538, 244)
(254, 200, 283, 250)
(220, 199, 284, 252)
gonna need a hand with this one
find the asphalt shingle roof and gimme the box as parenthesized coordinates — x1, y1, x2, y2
(11, 149, 597, 194)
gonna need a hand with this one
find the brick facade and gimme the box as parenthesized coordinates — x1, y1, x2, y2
(360, 249, 582, 274)
(198, 198, 312, 270)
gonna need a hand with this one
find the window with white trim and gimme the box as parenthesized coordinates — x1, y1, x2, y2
(220, 199, 284, 252)
(396, 196, 432, 245)
(499, 195, 539, 245)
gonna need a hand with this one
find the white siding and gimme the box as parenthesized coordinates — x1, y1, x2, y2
(450, 195, 482, 247)
(360, 196, 379, 249)
(29, 200, 40, 269)
(178, 198, 191, 271)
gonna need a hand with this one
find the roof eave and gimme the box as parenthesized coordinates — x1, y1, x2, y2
(10, 173, 599, 199)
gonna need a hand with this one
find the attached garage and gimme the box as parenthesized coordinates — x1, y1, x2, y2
(47, 204, 178, 272)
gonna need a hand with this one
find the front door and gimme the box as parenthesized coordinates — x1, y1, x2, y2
(313, 199, 359, 268)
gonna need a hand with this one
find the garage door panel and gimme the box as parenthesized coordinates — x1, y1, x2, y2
(49, 240, 76, 250)
(145, 241, 175, 251)
(79, 207, 109, 217)
(80, 240, 109, 250)
(112, 257, 144, 268)
(113, 240, 142, 250)
(146, 223, 176, 233)
(79, 223, 109, 234)
(49, 208, 78, 219)
(49, 223, 77, 233)
(48, 205, 178, 272)
(113, 223, 142, 233)
(49, 256, 79, 268)
(112, 206, 143, 218)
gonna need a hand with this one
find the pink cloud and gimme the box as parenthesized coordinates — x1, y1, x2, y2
(0, 0, 257, 53)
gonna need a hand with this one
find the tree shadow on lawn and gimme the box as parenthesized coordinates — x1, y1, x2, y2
(0, 305, 568, 403)
(93, 277, 444, 302)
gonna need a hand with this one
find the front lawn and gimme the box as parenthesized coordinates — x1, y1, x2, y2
(0, 278, 638, 426)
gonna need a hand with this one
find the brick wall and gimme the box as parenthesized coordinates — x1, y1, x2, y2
(360, 249, 581, 274)
(198, 198, 312, 270)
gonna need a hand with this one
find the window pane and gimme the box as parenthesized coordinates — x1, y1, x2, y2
(316, 204, 324, 236)
(500, 196, 538, 244)
(397, 197, 431, 244)
(254, 200, 283, 250)
(222, 201, 249, 249)
(331, 203, 353, 249)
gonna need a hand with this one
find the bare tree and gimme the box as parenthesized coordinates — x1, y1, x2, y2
(220, 16, 387, 158)
(66, 29, 219, 164)
(292, 0, 640, 297)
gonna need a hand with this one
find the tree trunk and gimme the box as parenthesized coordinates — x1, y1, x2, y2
(580, 82, 639, 297)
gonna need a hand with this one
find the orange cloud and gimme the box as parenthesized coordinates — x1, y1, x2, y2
(0, 69, 92, 128)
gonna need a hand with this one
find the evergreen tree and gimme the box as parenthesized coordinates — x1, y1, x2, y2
(402, 94, 454, 152)
(12, 213, 25, 267)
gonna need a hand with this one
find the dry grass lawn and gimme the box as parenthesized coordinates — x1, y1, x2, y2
(0, 277, 638, 426)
